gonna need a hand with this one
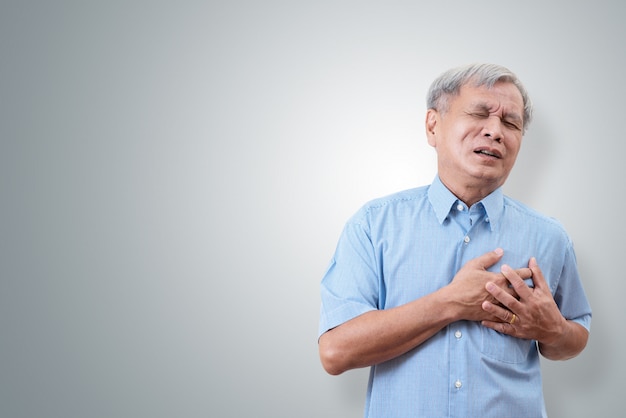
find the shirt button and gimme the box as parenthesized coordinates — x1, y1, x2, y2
(485, 217, 490, 223)
(463, 236, 470, 243)
(456, 204, 464, 211)
(455, 330, 462, 339)
(455, 380, 462, 389)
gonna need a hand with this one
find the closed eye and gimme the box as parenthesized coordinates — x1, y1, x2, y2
(467, 111, 489, 118)
(503, 119, 522, 131)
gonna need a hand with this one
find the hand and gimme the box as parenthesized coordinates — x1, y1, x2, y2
(448, 248, 532, 322)
(481, 257, 566, 344)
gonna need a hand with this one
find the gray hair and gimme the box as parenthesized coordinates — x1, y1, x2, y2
(426, 63, 533, 132)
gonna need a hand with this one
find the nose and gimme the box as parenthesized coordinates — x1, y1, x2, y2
(483, 116, 503, 143)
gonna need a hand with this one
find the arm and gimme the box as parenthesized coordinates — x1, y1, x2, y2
(537, 319, 589, 360)
(319, 284, 459, 375)
(481, 257, 589, 360)
(319, 248, 529, 375)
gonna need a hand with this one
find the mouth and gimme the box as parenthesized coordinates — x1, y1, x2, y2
(474, 148, 502, 159)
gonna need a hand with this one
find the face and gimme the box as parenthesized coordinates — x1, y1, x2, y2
(425, 81, 525, 199)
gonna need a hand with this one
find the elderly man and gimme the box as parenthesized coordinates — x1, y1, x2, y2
(318, 63, 591, 418)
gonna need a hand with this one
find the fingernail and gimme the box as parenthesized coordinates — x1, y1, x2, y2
(494, 248, 503, 256)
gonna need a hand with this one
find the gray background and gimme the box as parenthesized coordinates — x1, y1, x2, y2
(1, 1, 622, 417)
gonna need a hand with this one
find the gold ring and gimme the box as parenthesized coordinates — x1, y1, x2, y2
(509, 313, 517, 325)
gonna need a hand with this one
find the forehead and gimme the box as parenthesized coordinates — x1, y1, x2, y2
(455, 81, 524, 115)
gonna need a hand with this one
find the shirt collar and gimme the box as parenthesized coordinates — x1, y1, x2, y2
(480, 185, 504, 231)
(428, 175, 504, 231)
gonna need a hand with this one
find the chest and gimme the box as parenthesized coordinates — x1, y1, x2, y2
(370, 213, 559, 309)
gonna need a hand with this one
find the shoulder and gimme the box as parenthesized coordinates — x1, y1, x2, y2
(503, 195, 571, 242)
(348, 185, 430, 225)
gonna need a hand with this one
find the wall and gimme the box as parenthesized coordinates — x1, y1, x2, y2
(1, 1, 622, 417)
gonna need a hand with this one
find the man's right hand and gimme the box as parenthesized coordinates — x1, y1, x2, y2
(446, 248, 532, 322)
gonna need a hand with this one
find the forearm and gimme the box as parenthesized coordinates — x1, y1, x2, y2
(538, 320, 589, 360)
(318, 288, 459, 375)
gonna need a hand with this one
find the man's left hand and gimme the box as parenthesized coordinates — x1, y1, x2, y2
(480, 257, 567, 345)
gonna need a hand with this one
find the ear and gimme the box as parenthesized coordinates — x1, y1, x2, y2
(425, 109, 439, 147)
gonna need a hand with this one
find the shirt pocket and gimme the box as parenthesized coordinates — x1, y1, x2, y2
(481, 328, 534, 363)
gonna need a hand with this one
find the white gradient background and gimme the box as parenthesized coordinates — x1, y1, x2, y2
(1, 1, 622, 417)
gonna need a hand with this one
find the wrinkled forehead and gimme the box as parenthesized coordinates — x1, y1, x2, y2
(460, 81, 524, 114)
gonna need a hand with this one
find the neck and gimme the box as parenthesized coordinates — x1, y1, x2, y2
(439, 176, 500, 207)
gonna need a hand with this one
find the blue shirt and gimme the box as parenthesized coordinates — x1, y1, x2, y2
(319, 176, 591, 418)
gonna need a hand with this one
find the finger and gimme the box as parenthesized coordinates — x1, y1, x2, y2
(501, 264, 533, 300)
(486, 273, 519, 299)
(481, 300, 516, 324)
(528, 257, 548, 290)
(514, 267, 533, 280)
(485, 281, 519, 309)
(481, 319, 515, 335)
(473, 248, 504, 270)
(485, 270, 521, 300)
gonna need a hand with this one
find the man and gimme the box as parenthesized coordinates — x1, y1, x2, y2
(318, 63, 591, 418)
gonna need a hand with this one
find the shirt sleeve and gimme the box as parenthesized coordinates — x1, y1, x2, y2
(554, 242, 592, 331)
(318, 214, 381, 338)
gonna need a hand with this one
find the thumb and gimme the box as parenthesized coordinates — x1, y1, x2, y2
(476, 248, 504, 270)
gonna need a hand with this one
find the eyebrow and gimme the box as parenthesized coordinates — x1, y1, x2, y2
(470, 103, 523, 123)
